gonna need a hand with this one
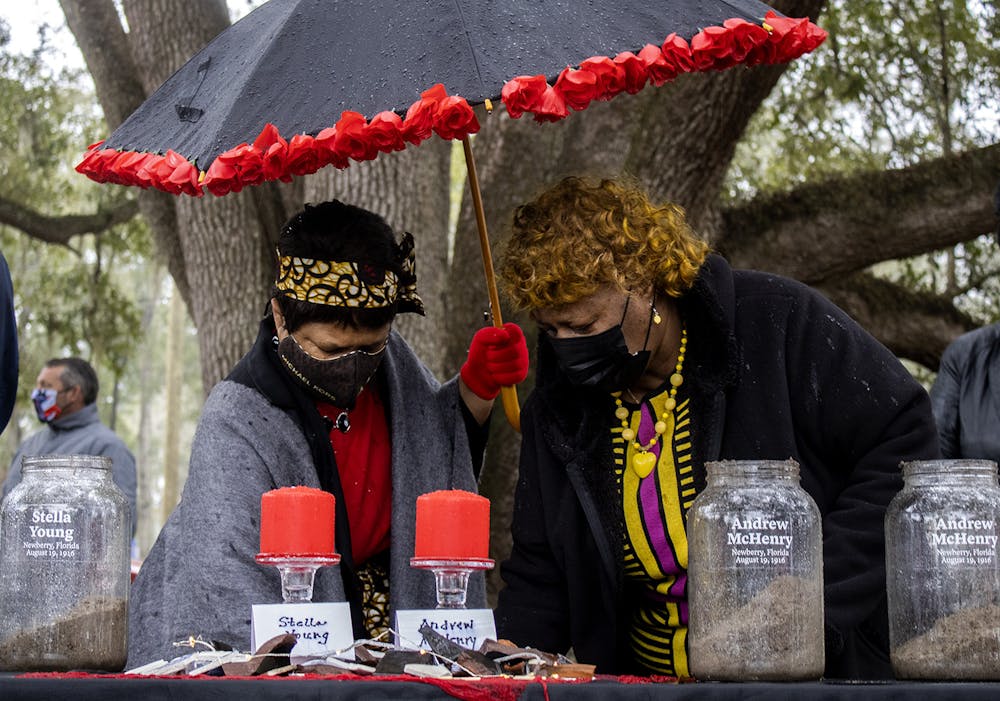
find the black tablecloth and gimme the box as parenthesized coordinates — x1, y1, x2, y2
(3, 674, 1000, 701)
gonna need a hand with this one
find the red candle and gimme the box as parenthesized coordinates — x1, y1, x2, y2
(414, 490, 490, 560)
(259, 486, 336, 557)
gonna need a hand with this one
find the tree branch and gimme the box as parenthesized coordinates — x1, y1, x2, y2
(720, 143, 1000, 284)
(58, 0, 146, 128)
(0, 195, 139, 245)
(818, 272, 977, 369)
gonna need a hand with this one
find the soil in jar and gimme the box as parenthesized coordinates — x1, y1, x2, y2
(690, 574, 824, 681)
(892, 603, 1000, 680)
(0, 595, 127, 672)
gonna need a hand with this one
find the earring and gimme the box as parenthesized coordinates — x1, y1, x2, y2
(652, 306, 662, 325)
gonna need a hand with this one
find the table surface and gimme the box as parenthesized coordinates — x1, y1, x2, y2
(4, 674, 1000, 701)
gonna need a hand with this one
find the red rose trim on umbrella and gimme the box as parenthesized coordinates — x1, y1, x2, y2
(76, 11, 824, 196)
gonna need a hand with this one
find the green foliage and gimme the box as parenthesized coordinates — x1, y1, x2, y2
(727, 0, 1000, 326)
(728, 0, 1000, 198)
(0, 19, 148, 357)
(0, 19, 102, 205)
(894, 239, 1000, 322)
(0, 16, 151, 460)
(0, 14, 205, 538)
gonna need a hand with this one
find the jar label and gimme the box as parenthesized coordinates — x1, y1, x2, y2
(928, 517, 998, 567)
(20, 505, 83, 561)
(725, 516, 793, 568)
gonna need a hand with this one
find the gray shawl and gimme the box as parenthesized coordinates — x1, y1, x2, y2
(128, 330, 482, 666)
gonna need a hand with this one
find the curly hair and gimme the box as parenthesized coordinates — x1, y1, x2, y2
(499, 176, 710, 310)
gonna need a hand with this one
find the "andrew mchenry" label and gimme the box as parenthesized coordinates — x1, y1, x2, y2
(727, 517, 793, 548)
(930, 518, 998, 548)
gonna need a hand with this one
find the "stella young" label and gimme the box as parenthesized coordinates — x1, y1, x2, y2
(727, 515, 793, 566)
(21, 506, 81, 560)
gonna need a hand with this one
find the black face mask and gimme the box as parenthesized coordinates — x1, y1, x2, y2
(277, 334, 386, 409)
(547, 296, 654, 393)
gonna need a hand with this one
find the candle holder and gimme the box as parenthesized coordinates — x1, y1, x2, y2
(255, 553, 340, 603)
(409, 557, 494, 609)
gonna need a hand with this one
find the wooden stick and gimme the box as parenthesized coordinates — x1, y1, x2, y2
(461, 136, 520, 433)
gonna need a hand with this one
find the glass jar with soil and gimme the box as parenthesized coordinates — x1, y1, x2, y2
(687, 459, 824, 681)
(0, 454, 131, 671)
(886, 459, 1000, 680)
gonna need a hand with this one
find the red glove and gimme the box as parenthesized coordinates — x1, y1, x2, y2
(461, 322, 529, 400)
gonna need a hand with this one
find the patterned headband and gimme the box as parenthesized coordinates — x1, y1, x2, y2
(275, 232, 424, 315)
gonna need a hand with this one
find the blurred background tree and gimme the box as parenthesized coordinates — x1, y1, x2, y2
(729, 0, 1000, 365)
(0, 13, 201, 555)
(733, 1, 999, 184)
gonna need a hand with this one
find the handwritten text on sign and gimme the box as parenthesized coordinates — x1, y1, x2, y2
(251, 602, 353, 658)
(394, 608, 496, 650)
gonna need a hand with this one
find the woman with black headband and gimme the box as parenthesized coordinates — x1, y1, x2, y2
(128, 200, 528, 666)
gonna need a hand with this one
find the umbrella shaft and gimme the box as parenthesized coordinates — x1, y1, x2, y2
(462, 137, 520, 433)
(461, 138, 503, 329)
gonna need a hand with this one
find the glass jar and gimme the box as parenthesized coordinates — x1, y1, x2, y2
(0, 455, 131, 671)
(687, 459, 824, 680)
(886, 459, 1000, 680)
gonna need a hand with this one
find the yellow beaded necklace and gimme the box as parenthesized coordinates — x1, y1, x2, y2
(614, 325, 687, 479)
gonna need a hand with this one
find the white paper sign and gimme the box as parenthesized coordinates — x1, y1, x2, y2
(394, 608, 497, 651)
(251, 602, 354, 658)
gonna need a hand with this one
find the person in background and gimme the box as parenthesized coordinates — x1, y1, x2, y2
(2, 357, 137, 527)
(493, 176, 938, 679)
(128, 199, 528, 666)
(0, 251, 16, 432)
(931, 322, 1000, 462)
(929, 187, 1000, 463)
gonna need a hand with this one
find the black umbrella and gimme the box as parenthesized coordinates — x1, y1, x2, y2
(76, 0, 826, 428)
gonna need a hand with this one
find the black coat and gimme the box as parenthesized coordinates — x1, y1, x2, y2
(930, 322, 1000, 462)
(494, 255, 939, 678)
(0, 252, 16, 433)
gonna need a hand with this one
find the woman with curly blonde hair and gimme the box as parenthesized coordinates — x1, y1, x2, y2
(493, 176, 938, 679)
